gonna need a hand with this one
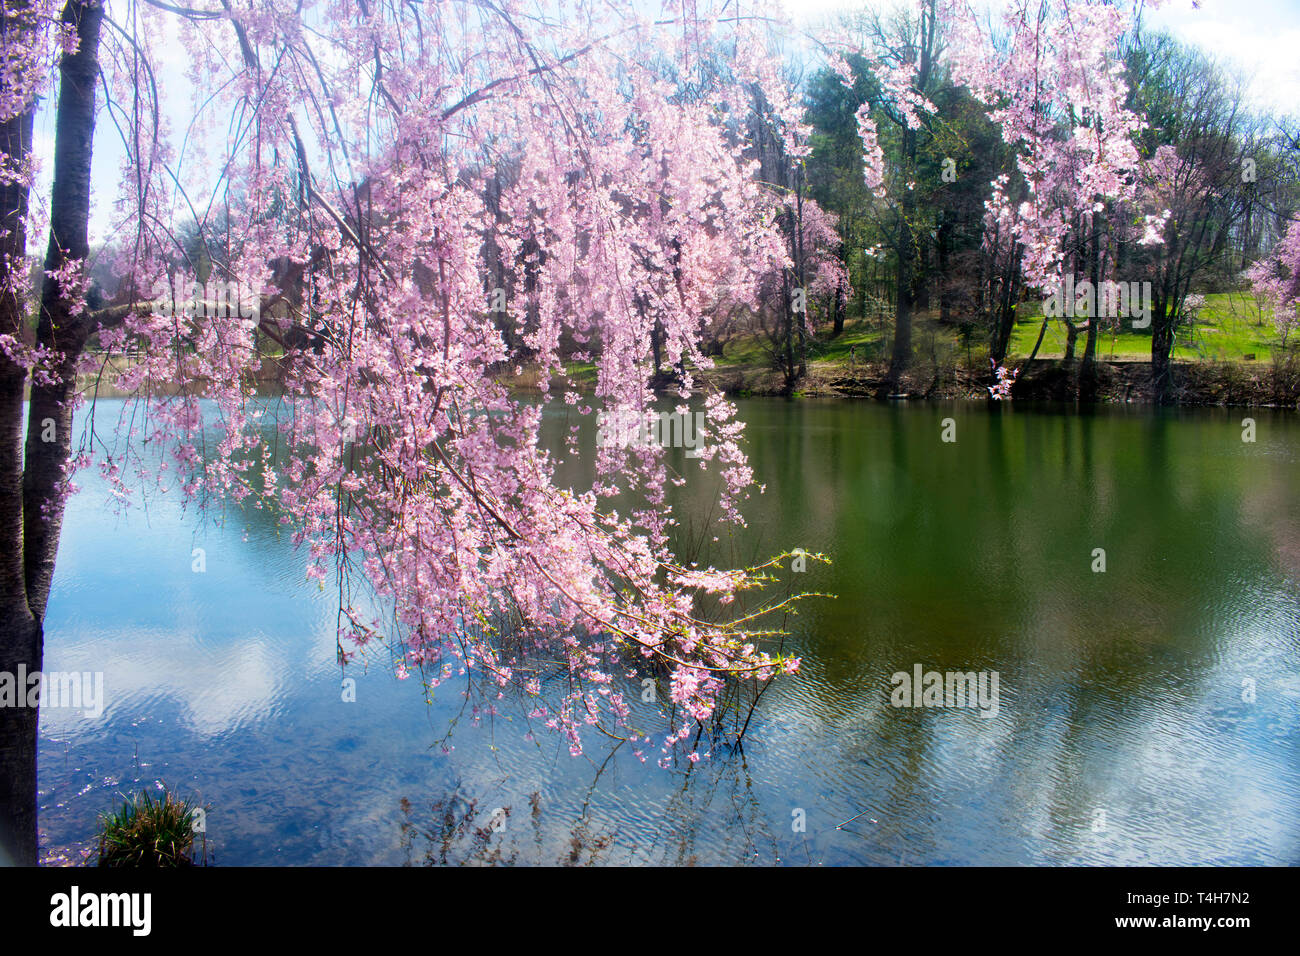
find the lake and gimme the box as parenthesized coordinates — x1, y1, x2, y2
(35, 397, 1300, 865)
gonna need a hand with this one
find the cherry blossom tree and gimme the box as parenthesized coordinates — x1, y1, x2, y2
(825, 0, 941, 393)
(1, 0, 100, 866)
(0, 0, 1177, 867)
(0, 0, 820, 865)
(1249, 219, 1300, 349)
(947, 0, 1162, 398)
(1124, 33, 1260, 399)
(819, 0, 1157, 398)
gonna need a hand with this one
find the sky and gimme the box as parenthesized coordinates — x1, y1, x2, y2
(30, 0, 1300, 247)
(1142, 0, 1300, 117)
(777, 0, 1300, 116)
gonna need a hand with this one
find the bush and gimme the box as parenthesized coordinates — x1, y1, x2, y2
(96, 787, 208, 867)
(1268, 344, 1300, 407)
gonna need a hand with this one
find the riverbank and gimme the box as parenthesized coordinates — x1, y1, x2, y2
(697, 355, 1300, 409)
(687, 291, 1300, 408)
(72, 347, 1300, 410)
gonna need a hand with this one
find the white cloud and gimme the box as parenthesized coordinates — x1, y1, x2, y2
(1146, 0, 1300, 119)
(780, 0, 1300, 119)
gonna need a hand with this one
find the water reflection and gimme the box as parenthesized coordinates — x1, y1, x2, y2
(35, 398, 1300, 865)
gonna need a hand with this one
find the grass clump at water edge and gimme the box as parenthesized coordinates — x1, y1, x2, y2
(96, 786, 210, 867)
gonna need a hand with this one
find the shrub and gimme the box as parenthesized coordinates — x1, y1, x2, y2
(96, 787, 208, 867)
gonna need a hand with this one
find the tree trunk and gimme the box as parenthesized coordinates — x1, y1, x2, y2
(990, 261, 1020, 366)
(0, 0, 104, 866)
(0, 606, 41, 866)
(1079, 243, 1101, 403)
(0, 329, 40, 866)
(1064, 319, 1079, 365)
(793, 172, 807, 379)
(888, 128, 917, 392)
(937, 209, 954, 325)
(25, 0, 102, 618)
(0, 0, 39, 865)
(832, 277, 845, 338)
(887, 5, 935, 393)
(1151, 303, 1175, 404)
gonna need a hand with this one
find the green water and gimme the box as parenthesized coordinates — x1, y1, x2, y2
(36, 398, 1300, 864)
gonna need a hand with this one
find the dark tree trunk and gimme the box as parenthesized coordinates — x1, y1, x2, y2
(25, 0, 102, 619)
(990, 303, 1014, 366)
(890, 245, 913, 389)
(1063, 320, 1080, 365)
(793, 170, 807, 379)
(0, 0, 104, 866)
(0, 308, 40, 865)
(0, 3, 40, 867)
(887, 127, 917, 392)
(650, 314, 662, 375)
(781, 273, 797, 393)
(0, 603, 40, 866)
(989, 260, 1020, 366)
(937, 209, 954, 325)
(1079, 237, 1102, 403)
(1151, 300, 1175, 404)
(886, 4, 935, 393)
(832, 277, 846, 338)
(1025, 315, 1050, 366)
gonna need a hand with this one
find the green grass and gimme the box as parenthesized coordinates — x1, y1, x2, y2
(713, 311, 984, 371)
(801, 323, 890, 364)
(539, 290, 1287, 388)
(710, 314, 913, 368)
(96, 787, 207, 867)
(726, 291, 1286, 371)
(1188, 292, 1282, 360)
(1006, 291, 1282, 363)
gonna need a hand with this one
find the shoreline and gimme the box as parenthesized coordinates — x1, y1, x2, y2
(65, 352, 1300, 411)
(696, 356, 1300, 410)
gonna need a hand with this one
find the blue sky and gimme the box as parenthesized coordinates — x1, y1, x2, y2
(30, 0, 1300, 248)
(778, 0, 1300, 115)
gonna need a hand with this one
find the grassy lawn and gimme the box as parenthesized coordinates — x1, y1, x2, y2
(720, 314, 966, 369)
(546, 291, 1288, 389)
(1006, 291, 1283, 363)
